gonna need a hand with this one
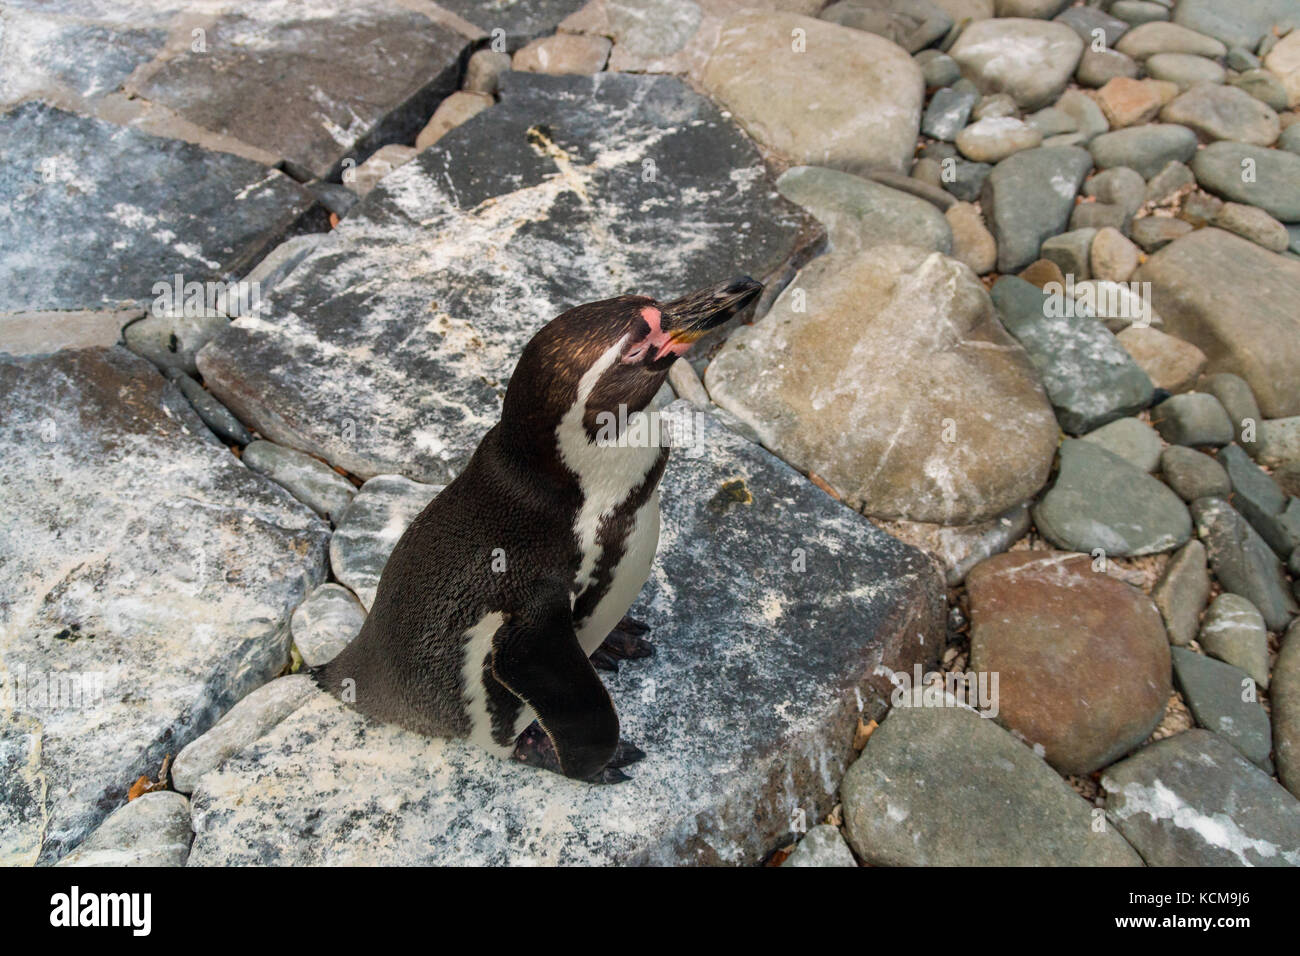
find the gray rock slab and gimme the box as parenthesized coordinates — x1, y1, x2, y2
(981, 146, 1093, 272)
(291, 583, 366, 668)
(1033, 438, 1192, 556)
(170, 674, 318, 794)
(198, 72, 816, 486)
(329, 475, 442, 611)
(782, 823, 857, 867)
(130, 0, 472, 180)
(187, 408, 946, 865)
(991, 276, 1154, 434)
(52, 792, 192, 868)
(1191, 496, 1298, 631)
(241, 440, 356, 524)
(0, 347, 329, 864)
(1103, 729, 1300, 865)
(1161, 84, 1281, 146)
(0, 102, 315, 314)
(841, 704, 1142, 866)
(1171, 648, 1272, 770)
(1135, 229, 1300, 419)
(1192, 142, 1300, 222)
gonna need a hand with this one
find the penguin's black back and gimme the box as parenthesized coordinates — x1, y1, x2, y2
(314, 423, 583, 737)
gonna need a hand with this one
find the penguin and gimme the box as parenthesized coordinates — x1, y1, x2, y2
(315, 276, 763, 783)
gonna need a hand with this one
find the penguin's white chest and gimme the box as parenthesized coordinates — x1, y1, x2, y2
(573, 489, 659, 656)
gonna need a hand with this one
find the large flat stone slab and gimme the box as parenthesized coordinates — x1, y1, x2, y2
(199, 72, 816, 485)
(0, 102, 315, 314)
(0, 347, 329, 864)
(187, 407, 945, 865)
(128, 0, 473, 180)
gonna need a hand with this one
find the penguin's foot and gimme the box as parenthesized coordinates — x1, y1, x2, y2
(590, 616, 654, 672)
(511, 722, 644, 784)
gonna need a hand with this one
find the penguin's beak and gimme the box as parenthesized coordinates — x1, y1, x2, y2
(660, 276, 763, 345)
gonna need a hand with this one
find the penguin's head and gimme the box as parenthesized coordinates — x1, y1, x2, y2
(501, 276, 762, 444)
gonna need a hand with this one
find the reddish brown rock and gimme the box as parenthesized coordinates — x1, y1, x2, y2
(967, 551, 1171, 775)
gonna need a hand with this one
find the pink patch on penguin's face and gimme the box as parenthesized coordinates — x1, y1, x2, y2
(621, 305, 689, 364)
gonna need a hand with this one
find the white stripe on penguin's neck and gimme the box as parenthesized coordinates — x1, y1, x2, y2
(556, 335, 664, 596)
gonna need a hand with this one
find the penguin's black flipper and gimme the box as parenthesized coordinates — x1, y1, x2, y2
(492, 591, 625, 782)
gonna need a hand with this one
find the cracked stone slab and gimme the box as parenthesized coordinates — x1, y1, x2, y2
(187, 406, 945, 865)
(198, 71, 817, 485)
(128, 0, 472, 180)
(0, 347, 329, 863)
(0, 102, 315, 314)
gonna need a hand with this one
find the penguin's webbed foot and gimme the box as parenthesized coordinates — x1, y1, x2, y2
(590, 616, 654, 672)
(511, 722, 644, 784)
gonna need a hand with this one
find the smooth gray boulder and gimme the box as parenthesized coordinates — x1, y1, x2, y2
(330, 475, 442, 611)
(948, 17, 1084, 110)
(171, 675, 318, 794)
(1104, 729, 1300, 866)
(981, 146, 1094, 272)
(1135, 229, 1300, 419)
(1171, 648, 1273, 770)
(291, 583, 367, 668)
(700, 12, 924, 175)
(841, 704, 1142, 866)
(242, 440, 357, 523)
(706, 246, 1059, 525)
(1033, 439, 1192, 557)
